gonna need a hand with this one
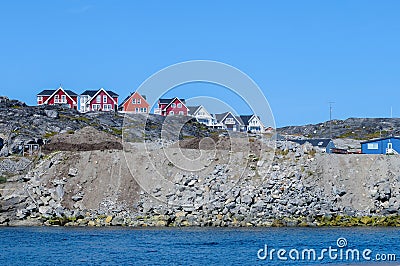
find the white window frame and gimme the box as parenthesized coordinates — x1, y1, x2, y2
(172, 103, 176, 108)
(132, 99, 136, 104)
(38, 96, 43, 102)
(61, 95, 66, 103)
(169, 111, 174, 115)
(177, 103, 182, 108)
(135, 108, 139, 113)
(179, 111, 184, 115)
(138, 99, 141, 104)
(143, 107, 147, 113)
(96, 95, 101, 103)
(92, 104, 101, 111)
(367, 143, 379, 150)
(54, 95, 59, 103)
(225, 118, 235, 124)
(103, 95, 107, 103)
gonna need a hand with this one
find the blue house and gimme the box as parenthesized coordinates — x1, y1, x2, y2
(361, 137, 400, 154)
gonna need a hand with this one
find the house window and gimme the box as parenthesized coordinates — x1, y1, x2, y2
(179, 111, 184, 115)
(367, 143, 379, 150)
(225, 118, 234, 124)
(103, 96, 107, 103)
(92, 104, 101, 111)
(177, 103, 182, 108)
(37, 96, 43, 102)
(61, 95, 66, 103)
(138, 99, 141, 104)
(143, 107, 147, 113)
(103, 104, 112, 111)
(132, 99, 136, 104)
(172, 103, 176, 108)
(96, 95, 101, 103)
(54, 95, 59, 103)
(135, 108, 139, 113)
(169, 111, 174, 115)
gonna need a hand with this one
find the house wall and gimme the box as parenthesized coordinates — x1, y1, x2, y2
(247, 117, 264, 132)
(163, 99, 187, 116)
(46, 90, 77, 109)
(37, 95, 50, 105)
(89, 91, 116, 111)
(326, 141, 336, 153)
(122, 93, 149, 113)
(193, 107, 213, 126)
(222, 113, 240, 131)
(362, 138, 400, 154)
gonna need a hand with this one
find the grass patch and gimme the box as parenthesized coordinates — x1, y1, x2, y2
(276, 149, 289, 156)
(110, 127, 123, 135)
(44, 131, 58, 138)
(0, 176, 7, 183)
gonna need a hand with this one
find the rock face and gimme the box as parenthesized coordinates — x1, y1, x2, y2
(278, 118, 400, 140)
(0, 103, 210, 156)
(1, 138, 399, 227)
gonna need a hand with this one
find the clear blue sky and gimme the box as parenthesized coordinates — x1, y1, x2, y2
(1, 1, 399, 127)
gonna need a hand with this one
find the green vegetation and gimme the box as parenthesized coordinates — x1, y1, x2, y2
(275, 149, 289, 156)
(315, 215, 400, 227)
(44, 131, 58, 138)
(365, 131, 388, 140)
(308, 149, 316, 157)
(110, 127, 123, 136)
(0, 176, 7, 183)
(337, 131, 356, 139)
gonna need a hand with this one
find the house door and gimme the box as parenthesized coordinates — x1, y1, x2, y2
(388, 142, 393, 150)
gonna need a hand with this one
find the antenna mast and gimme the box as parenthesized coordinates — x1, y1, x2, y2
(329, 102, 335, 139)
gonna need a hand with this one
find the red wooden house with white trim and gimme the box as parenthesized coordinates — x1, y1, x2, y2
(154, 97, 188, 116)
(37, 87, 78, 109)
(80, 88, 119, 112)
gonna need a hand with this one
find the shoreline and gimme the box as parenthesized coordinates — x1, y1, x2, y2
(3, 214, 400, 228)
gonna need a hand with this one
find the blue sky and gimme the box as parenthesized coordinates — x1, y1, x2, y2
(0, 1, 399, 127)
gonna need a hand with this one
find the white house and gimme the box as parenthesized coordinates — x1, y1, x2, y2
(213, 112, 243, 131)
(239, 115, 265, 133)
(187, 105, 217, 127)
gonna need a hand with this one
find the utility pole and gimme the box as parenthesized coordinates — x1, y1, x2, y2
(329, 102, 335, 139)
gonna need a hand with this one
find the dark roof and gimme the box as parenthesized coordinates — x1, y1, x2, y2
(65, 90, 78, 97)
(37, 90, 55, 96)
(37, 89, 77, 97)
(119, 95, 131, 108)
(187, 106, 201, 116)
(213, 112, 229, 122)
(239, 115, 253, 126)
(360, 136, 400, 144)
(158, 98, 186, 104)
(213, 112, 243, 125)
(81, 89, 119, 97)
(235, 116, 244, 125)
(289, 138, 333, 148)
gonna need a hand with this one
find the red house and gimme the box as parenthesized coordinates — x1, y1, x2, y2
(80, 88, 119, 112)
(154, 98, 188, 116)
(37, 87, 78, 109)
(118, 91, 149, 114)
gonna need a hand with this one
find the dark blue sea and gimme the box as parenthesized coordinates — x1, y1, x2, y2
(0, 227, 399, 265)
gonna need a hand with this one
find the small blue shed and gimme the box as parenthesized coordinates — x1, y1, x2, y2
(361, 137, 400, 154)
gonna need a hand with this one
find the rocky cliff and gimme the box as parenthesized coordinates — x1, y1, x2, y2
(278, 118, 400, 140)
(1, 102, 400, 227)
